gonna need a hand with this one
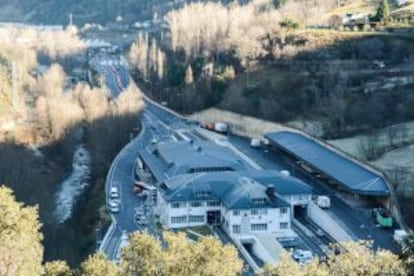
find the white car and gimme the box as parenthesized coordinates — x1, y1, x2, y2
(110, 186, 119, 199)
(292, 249, 313, 265)
(109, 200, 120, 213)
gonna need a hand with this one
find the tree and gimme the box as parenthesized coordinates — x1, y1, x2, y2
(128, 33, 149, 79)
(402, 234, 414, 274)
(78, 252, 119, 276)
(261, 252, 329, 276)
(120, 231, 164, 276)
(43, 260, 72, 276)
(262, 241, 406, 276)
(121, 231, 243, 276)
(375, 0, 391, 25)
(0, 186, 43, 276)
(328, 15, 343, 30)
(185, 65, 194, 85)
(328, 241, 405, 275)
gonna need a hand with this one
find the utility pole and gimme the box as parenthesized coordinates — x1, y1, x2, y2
(69, 13, 73, 26)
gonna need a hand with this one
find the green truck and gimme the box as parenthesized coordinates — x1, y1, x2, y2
(373, 208, 393, 228)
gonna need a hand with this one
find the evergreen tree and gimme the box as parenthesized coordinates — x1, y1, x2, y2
(375, 0, 391, 25)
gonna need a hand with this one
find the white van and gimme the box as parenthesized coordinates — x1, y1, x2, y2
(250, 138, 261, 148)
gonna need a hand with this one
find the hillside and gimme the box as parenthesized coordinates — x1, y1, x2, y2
(0, 0, 225, 25)
(0, 0, 171, 25)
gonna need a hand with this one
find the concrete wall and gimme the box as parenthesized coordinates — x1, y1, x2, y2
(307, 202, 354, 242)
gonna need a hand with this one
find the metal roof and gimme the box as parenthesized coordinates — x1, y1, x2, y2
(265, 131, 390, 196)
(142, 140, 251, 179)
(159, 170, 311, 209)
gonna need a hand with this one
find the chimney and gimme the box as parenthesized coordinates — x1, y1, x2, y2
(266, 185, 276, 201)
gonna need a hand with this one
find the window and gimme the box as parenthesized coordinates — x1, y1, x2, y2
(189, 167, 234, 173)
(207, 200, 221, 207)
(190, 201, 203, 208)
(233, 210, 240, 216)
(280, 222, 288, 229)
(259, 209, 267, 215)
(280, 207, 288, 214)
(195, 191, 211, 197)
(251, 209, 259, 215)
(252, 197, 267, 205)
(232, 224, 241, 234)
(171, 216, 187, 224)
(189, 215, 204, 223)
(171, 202, 182, 208)
(251, 223, 267, 231)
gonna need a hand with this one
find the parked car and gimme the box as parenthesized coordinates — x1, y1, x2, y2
(108, 200, 120, 213)
(292, 249, 313, 265)
(110, 186, 119, 199)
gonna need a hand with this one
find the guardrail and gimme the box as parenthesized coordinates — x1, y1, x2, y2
(141, 93, 188, 120)
(99, 222, 115, 252)
(99, 122, 147, 256)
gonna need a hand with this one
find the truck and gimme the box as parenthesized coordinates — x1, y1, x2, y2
(280, 170, 291, 176)
(316, 195, 331, 208)
(202, 122, 228, 134)
(393, 229, 408, 245)
(373, 208, 393, 227)
(214, 122, 228, 133)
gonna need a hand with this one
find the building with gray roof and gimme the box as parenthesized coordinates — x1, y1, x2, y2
(157, 170, 311, 235)
(138, 140, 251, 181)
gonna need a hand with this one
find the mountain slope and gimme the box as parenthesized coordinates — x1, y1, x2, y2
(0, 0, 171, 25)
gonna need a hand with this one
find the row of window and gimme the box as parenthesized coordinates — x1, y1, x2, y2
(231, 222, 289, 233)
(171, 215, 205, 224)
(251, 223, 267, 231)
(189, 167, 233, 173)
(251, 209, 267, 216)
(171, 201, 221, 208)
(232, 208, 288, 216)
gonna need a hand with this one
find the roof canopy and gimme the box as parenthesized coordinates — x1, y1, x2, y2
(265, 131, 390, 196)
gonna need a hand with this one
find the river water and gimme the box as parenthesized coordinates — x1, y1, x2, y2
(54, 145, 91, 224)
